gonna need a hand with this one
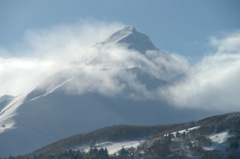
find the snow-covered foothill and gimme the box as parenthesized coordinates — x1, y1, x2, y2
(203, 131, 230, 152)
(166, 126, 201, 138)
(74, 140, 143, 155)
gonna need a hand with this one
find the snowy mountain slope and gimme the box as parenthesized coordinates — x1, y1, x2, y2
(0, 84, 211, 157)
(0, 94, 25, 134)
(0, 95, 14, 112)
(138, 112, 240, 158)
(0, 26, 222, 157)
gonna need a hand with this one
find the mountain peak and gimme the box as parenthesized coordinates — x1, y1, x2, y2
(121, 25, 137, 32)
(104, 26, 136, 44)
(103, 26, 157, 53)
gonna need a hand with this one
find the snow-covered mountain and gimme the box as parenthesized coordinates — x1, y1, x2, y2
(0, 26, 221, 157)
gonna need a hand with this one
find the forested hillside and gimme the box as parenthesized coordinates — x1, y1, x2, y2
(4, 112, 240, 159)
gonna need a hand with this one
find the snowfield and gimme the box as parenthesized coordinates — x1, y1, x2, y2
(0, 94, 26, 133)
(166, 126, 201, 138)
(74, 140, 143, 155)
(73, 126, 202, 155)
(203, 131, 230, 151)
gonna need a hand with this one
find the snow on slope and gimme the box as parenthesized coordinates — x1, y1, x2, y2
(203, 131, 230, 152)
(29, 77, 74, 101)
(104, 26, 134, 44)
(74, 125, 201, 155)
(165, 126, 201, 138)
(100, 26, 157, 54)
(74, 140, 143, 155)
(0, 94, 26, 133)
(0, 77, 74, 134)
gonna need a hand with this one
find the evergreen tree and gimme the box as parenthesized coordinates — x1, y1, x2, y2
(118, 147, 128, 159)
(98, 148, 109, 159)
(88, 147, 99, 159)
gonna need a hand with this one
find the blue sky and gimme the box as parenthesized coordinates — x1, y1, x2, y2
(1, 0, 239, 60)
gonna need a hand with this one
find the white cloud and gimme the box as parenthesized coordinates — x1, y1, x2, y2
(0, 20, 124, 96)
(162, 31, 240, 111)
(0, 57, 59, 96)
(1, 21, 239, 112)
(209, 31, 240, 54)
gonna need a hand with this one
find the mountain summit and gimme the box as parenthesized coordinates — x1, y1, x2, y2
(103, 26, 157, 53)
(0, 26, 214, 157)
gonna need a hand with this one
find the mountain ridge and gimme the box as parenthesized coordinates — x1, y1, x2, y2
(100, 26, 157, 53)
(16, 111, 240, 159)
(0, 26, 225, 157)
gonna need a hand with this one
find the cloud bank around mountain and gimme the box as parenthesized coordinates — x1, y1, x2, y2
(0, 20, 124, 97)
(163, 31, 240, 111)
(0, 21, 239, 111)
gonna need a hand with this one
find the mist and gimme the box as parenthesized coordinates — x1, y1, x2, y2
(0, 21, 124, 96)
(0, 21, 239, 111)
(162, 31, 240, 111)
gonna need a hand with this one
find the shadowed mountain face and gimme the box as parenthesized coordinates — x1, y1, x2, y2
(126, 67, 170, 90)
(0, 26, 221, 157)
(1, 91, 210, 157)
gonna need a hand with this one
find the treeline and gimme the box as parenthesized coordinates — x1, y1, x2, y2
(4, 112, 240, 159)
(29, 123, 192, 156)
(138, 112, 240, 158)
(6, 147, 141, 159)
(5, 129, 240, 159)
